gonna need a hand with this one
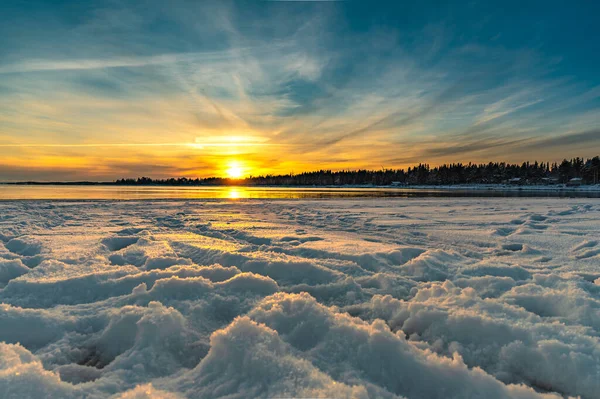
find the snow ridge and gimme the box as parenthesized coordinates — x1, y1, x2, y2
(0, 198, 599, 398)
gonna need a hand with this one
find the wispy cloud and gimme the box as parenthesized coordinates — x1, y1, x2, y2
(0, 0, 599, 180)
(0, 44, 296, 74)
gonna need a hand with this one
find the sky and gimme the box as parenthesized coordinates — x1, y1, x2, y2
(1, 0, 599, 181)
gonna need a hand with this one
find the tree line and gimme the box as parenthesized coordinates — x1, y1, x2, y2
(114, 156, 600, 186)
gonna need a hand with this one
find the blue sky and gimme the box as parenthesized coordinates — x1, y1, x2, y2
(0, 0, 599, 180)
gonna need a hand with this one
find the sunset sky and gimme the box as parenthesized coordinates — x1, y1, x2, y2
(1, 0, 599, 181)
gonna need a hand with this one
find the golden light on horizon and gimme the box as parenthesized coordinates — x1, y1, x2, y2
(225, 160, 245, 179)
(227, 187, 241, 199)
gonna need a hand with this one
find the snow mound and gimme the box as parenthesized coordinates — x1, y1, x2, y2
(0, 198, 598, 398)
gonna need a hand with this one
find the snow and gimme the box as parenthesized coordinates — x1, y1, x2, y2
(0, 198, 599, 398)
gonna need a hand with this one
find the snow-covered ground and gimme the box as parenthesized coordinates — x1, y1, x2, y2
(0, 198, 599, 398)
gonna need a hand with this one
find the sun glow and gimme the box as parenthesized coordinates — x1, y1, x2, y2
(227, 188, 241, 199)
(226, 161, 244, 179)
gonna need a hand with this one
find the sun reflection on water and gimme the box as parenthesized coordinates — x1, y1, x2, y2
(2, 185, 577, 201)
(227, 187, 241, 199)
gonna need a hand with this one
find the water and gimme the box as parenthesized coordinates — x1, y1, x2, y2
(1, 185, 599, 200)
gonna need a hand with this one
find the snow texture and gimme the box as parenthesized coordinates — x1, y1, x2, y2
(0, 198, 599, 398)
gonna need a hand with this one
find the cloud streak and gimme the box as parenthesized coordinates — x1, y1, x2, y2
(0, 0, 599, 179)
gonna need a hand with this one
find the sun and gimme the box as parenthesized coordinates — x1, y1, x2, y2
(226, 161, 244, 179)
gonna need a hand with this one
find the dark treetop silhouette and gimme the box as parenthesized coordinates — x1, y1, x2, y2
(112, 156, 599, 187)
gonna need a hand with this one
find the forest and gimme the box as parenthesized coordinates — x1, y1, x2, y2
(113, 156, 600, 186)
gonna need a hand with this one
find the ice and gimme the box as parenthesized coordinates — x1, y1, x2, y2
(0, 198, 599, 398)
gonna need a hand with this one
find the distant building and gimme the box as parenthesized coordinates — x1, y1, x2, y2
(541, 177, 559, 185)
(508, 178, 523, 185)
(567, 177, 583, 187)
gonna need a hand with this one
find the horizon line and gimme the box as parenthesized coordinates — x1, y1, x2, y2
(0, 154, 597, 184)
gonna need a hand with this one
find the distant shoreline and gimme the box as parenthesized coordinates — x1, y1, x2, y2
(2, 156, 598, 188)
(1, 182, 600, 192)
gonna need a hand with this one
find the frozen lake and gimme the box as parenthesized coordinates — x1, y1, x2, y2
(0, 198, 599, 398)
(1, 184, 599, 200)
